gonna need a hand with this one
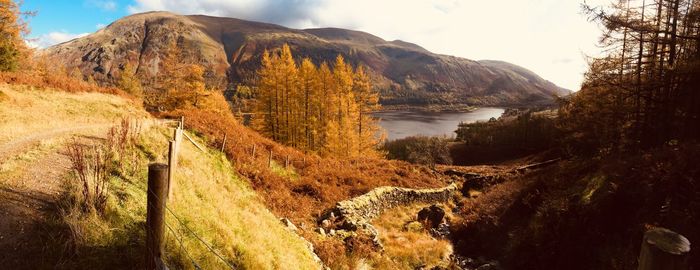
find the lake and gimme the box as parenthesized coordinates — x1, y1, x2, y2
(373, 107, 505, 141)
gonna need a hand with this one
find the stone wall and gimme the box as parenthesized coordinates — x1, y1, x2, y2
(323, 184, 457, 232)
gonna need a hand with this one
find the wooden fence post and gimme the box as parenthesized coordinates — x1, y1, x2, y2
(167, 141, 176, 199)
(180, 116, 184, 129)
(221, 133, 227, 152)
(252, 145, 256, 157)
(146, 163, 168, 270)
(638, 227, 691, 270)
(285, 155, 289, 168)
(268, 149, 273, 168)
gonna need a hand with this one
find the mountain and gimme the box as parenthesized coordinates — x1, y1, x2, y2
(41, 11, 571, 107)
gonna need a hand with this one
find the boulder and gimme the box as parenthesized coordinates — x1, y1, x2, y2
(321, 219, 331, 229)
(417, 205, 446, 228)
(280, 218, 297, 231)
(315, 227, 326, 237)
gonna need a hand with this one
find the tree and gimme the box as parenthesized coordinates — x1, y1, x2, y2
(147, 40, 208, 111)
(565, 0, 700, 153)
(353, 65, 382, 156)
(118, 63, 143, 99)
(252, 44, 384, 158)
(0, 0, 30, 71)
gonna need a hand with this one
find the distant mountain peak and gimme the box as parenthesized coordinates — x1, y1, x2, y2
(42, 12, 570, 107)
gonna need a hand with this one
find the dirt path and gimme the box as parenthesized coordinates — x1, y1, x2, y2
(0, 124, 114, 163)
(0, 125, 114, 269)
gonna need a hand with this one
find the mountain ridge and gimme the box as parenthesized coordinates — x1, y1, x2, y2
(41, 11, 571, 107)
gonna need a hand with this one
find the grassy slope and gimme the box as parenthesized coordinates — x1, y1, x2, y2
(168, 108, 452, 268)
(0, 84, 145, 145)
(0, 84, 319, 269)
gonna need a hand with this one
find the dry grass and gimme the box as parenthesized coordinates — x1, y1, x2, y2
(0, 84, 146, 145)
(371, 204, 453, 269)
(0, 70, 125, 96)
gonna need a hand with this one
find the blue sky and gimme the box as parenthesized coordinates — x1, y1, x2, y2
(21, 0, 609, 91)
(22, 1, 130, 47)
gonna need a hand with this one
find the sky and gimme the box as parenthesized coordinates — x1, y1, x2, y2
(21, 0, 610, 91)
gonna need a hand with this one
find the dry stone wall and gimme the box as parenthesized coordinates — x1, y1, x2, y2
(321, 183, 458, 249)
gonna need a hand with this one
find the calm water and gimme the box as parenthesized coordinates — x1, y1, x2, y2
(373, 107, 505, 140)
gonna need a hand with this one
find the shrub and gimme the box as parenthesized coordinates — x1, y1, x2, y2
(66, 142, 111, 213)
(65, 118, 141, 213)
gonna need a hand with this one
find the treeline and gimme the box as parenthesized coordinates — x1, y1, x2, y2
(452, 111, 560, 164)
(562, 0, 700, 153)
(382, 136, 453, 167)
(252, 44, 383, 158)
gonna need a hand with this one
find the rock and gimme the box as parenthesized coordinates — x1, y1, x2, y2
(315, 227, 326, 237)
(280, 218, 297, 231)
(321, 219, 331, 229)
(430, 223, 451, 238)
(417, 205, 446, 228)
(329, 229, 336, 236)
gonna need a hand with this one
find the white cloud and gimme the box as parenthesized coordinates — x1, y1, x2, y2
(127, 0, 613, 90)
(27, 31, 90, 48)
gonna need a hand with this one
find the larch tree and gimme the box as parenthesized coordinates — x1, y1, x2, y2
(118, 63, 143, 100)
(148, 40, 208, 111)
(0, 0, 30, 72)
(353, 65, 383, 156)
(252, 44, 384, 158)
(564, 0, 700, 152)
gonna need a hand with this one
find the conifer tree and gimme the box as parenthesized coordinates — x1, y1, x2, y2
(0, 0, 30, 71)
(252, 44, 384, 158)
(353, 65, 382, 156)
(119, 63, 143, 99)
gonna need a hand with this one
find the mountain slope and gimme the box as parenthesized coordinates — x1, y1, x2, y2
(42, 11, 570, 107)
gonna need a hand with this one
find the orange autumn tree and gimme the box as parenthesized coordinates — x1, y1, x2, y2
(0, 0, 31, 71)
(253, 44, 383, 158)
(147, 40, 208, 111)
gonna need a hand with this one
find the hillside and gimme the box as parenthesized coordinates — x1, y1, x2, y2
(41, 11, 570, 108)
(0, 84, 321, 269)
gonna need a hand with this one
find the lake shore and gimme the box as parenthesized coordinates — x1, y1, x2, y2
(376, 104, 479, 113)
(373, 108, 506, 140)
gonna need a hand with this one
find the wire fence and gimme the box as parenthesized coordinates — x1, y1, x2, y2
(143, 117, 237, 270)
